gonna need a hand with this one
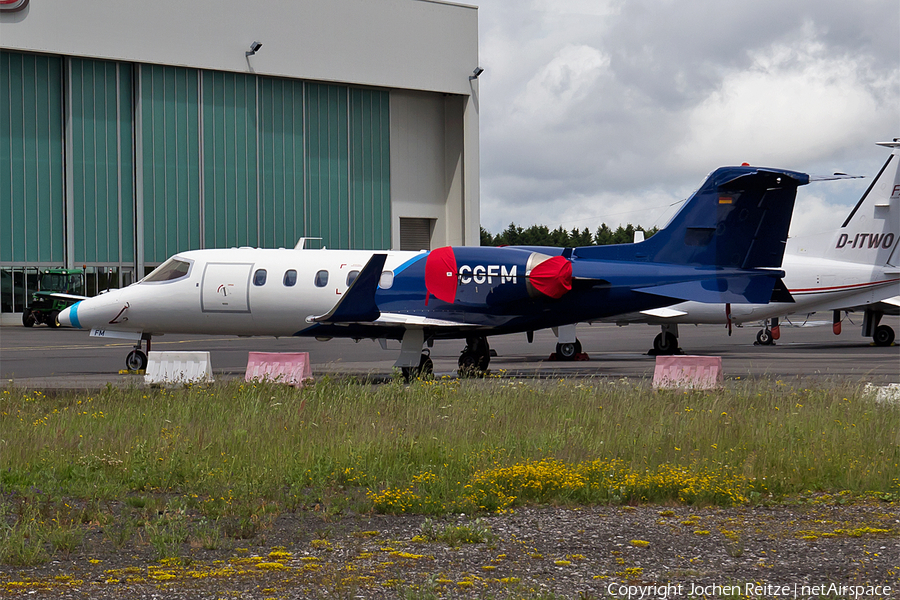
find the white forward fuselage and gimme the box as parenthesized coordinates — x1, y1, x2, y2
(68, 248, 421, 337)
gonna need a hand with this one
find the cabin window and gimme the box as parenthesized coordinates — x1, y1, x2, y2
(314, 270, 329, 287)
(253, 269, 267, 286)
(346, 270, 360, 286)
(142, 257, 192, 283)
(379, 270, 394, 289)
(283, 269, 297, 287)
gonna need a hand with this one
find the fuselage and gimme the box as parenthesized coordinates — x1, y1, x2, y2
(64, 248, 417, 338)
(60, 245, 783, 340)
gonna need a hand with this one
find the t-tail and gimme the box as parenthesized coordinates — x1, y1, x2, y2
(821, 140, 900, 269)
(572, 165, 810, 270)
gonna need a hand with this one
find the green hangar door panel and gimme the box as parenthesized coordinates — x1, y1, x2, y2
(201, 263, 252, 313)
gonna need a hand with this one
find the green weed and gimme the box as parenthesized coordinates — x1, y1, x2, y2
(417, 517, 494, 546)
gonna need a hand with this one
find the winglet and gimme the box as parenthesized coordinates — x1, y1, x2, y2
(308, 254, 387, 323)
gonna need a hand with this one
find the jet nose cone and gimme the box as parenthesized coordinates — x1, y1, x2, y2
(58, 302, 82, 328)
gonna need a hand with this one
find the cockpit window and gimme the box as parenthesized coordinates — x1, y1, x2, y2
(142, 257, 192, 283)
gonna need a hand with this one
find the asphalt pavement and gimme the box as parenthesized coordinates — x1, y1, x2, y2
(1, 316, 897, 391)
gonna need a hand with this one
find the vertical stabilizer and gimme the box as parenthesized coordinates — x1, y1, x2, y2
(573, 166, 809, 269)
(825, 141, 900, 267)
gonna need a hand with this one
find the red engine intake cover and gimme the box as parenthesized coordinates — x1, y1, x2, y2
(529, 255, 572, 299)
(424, 246, 458, 304)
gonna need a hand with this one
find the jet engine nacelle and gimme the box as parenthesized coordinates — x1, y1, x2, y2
(423, 246, 572, 307)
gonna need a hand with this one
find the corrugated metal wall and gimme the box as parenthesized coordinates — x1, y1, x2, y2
(201, 70, 258, 251)
(1, 49, 391, 284)
(69, 58, 135, 265)
(258, 77, 305, 249)
(138, 64, 202, 263)
(350, 88, 391, 250)
(0, 52, 65, 265)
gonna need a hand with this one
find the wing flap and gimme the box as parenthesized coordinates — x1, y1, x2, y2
(640, 307, 689, 318)
(376, 313, 482, 328)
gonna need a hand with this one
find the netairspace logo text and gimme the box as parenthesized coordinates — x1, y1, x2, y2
(606, 582, 893, 599)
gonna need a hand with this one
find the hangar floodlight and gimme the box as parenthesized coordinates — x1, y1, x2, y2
(469, 66, 484, 80)
(246, 41, 262, 56)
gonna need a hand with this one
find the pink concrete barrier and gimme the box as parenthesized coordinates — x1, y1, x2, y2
(245, 352, 312, 387)
(652, 355, 723, 390)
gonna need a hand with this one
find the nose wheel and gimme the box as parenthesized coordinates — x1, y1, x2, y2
(126, 349, 148, 371)
(124, 335, 151, 371)
(756, 328, 774, 345)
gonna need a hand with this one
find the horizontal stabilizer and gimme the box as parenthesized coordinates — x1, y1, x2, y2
(807, 173, 864, 181)
(634, 272, 781, 305)
(308, 254, 386, 324)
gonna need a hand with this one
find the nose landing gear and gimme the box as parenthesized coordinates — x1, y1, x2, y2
(124, 335, 151, 371)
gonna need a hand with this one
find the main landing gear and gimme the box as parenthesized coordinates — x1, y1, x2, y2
(125, 335, 152, 371)
(401, 350, 434, 381)
(865, 309, 895, 347)
(755, 318, 779, 346)
(754, 310, 895, 347)
(550, 324, 588, 361)
(555, 338, 582, 360)
(394, 329, 434, 381)
(649, 324, 682, 355)
(458, 335, 491, 377)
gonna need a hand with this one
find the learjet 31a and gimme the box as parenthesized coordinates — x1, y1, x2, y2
(62, 165, 817, 377)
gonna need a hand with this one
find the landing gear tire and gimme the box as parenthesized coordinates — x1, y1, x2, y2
(47, 310, 61, 328)
(458, 336, 490, 377)
(756, 328, 774, 346)
(126, 349, 148, 371)
(873, 325, 895, 347)
(402, 353, 434, 381)
(555, 338, 582, 361)
(22, 308, 35, 327)
(653, 332, 678, 355)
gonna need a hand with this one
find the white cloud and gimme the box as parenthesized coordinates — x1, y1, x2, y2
(512, 44, 610, 127)
(673, 28, 889, 170)
(475, 0, 900, 237)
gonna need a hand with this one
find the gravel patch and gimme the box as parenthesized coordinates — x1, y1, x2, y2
(2, 500, 898, 599)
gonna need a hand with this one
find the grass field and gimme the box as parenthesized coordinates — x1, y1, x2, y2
(1, 376, 898, 566)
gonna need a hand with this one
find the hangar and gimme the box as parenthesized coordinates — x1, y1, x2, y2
(0, 0, 480, 317)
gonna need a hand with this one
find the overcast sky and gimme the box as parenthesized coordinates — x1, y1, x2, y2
(473, 0, 900, 239)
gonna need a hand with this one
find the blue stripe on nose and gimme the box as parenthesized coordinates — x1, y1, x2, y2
(69, 301, 82, 329)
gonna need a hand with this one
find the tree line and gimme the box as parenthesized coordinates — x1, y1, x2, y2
(480, 222, 659, 247)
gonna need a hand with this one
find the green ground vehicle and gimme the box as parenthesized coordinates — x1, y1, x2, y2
(22, 269, 87, 328)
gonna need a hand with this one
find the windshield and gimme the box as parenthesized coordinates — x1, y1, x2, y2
(142, 257, 192, 283)
(39, 273, 83, 294)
